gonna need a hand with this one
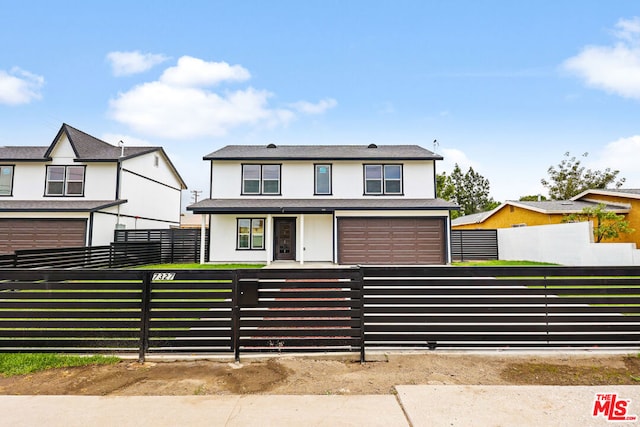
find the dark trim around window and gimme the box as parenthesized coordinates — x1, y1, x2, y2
(0, 164, 15, 197)
(236, 217, 266, 250)
(314, 163, 332, 195)
(44, 165, 86, 197)
(363, 163, 403, 195)
(241, 164, 281, 196)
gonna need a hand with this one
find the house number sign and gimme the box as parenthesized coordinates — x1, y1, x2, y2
(152, 272, 176, 281)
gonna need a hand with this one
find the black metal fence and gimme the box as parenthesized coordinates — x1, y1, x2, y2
(362, 266, 640, 349)
(0, 266, 638, 361)
(114, 228, 208, 264)
(0, 242, 161, 269)
(451, 229, 498, 261)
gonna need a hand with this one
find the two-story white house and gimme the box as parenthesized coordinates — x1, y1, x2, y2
(0, 123, 187, 254)
(188, 144, 458, 265)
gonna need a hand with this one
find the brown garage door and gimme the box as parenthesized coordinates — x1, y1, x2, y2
(0, 219, 87, 254)
(338, 217, 446, 265)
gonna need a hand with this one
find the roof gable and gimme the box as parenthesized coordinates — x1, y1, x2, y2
(47, 124, 159, 161)
(572, 188, 640, 201)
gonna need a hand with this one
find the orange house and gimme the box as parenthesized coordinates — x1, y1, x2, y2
(452, 189, 639, 247)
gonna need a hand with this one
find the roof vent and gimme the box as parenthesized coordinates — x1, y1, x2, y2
(367, 143, 377, 149)
(267, 143, 277, 149)
(560, 201, 574, 205)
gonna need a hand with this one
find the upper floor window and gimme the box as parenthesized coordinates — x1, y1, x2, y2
(364, 164, 403, 195)
(0, 165, 14, 196)
(242, 164, 280, 195)
(45, 165, 85, 196)
(314, 164, 332, 195)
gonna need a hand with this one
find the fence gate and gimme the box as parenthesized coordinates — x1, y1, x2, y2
(234, 268, 364, 361)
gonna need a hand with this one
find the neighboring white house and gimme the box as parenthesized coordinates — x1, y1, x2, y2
(188, 144, 458, 265)
(0, 123, 187, 254)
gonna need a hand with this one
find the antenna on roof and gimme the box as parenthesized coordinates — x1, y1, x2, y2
(119, 140, 125, 157)
(433, 139, 439, 154)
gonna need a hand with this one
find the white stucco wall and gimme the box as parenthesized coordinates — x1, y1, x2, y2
(10, 163, 46, 199)
(210, 160, 437, 199)
(90, 209, 170, 246)
(121, 151, 183, 190)
(208, 213, 334, 263)
(498, 221, 640, 266)
(300, 214, 333, 262)
(118, 170, 181, 225)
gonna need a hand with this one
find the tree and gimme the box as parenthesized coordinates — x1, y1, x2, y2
(541, 152, 625, 200)
(562, 203, 634, 243)
(519, 195, 548, 201)
(437, 164, 499, 218)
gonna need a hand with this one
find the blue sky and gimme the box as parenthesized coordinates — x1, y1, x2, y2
(2, 1, 640, 206)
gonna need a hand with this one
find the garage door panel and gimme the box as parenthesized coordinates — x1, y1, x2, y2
(0, 219, 87, 254)
(338, 217, 445, 265)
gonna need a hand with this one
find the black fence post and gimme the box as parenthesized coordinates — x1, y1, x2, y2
(358, 267, 365, 363)
(139, 271, 152, 363)
(232, 270, 240, 362)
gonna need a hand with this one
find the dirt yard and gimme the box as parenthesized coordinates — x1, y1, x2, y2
(0, 352, 638, 396)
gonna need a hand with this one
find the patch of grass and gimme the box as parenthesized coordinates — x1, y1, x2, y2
(452, 260, 559, 266)
(0, 353, 120, 377)
(136, 263, 264, 269)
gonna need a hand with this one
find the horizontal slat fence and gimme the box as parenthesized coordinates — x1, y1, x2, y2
(0, 242, 161, 269)
(451, 229, 498, 261)
(362, 266, 640, 350)
(0, 270, 144, 353)
(0, 255, 14, 268)
(235, 268, 364, 360)
(144, 270, 235, 354)
(114, 229, 208, 263)
(0, 266, 638, 360)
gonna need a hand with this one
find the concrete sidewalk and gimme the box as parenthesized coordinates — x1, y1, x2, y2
(0, 386, 638, 426)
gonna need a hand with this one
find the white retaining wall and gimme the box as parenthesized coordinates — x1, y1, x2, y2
(498, 221, 640, 266)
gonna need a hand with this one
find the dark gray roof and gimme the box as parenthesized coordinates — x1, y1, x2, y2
(0, 200, 126, 212)
(0, 146, 48, 160)
(204, 144, 443, 161)
(52, 124, 159, 161)
(0, 123, 158, 162)
(188, 198, 458, 214)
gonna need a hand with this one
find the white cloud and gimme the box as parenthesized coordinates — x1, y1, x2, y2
(109, 56, 327, 139)
(106, 51, 169, 76)
(439, 148, 477, 173)
(290, 98, 337, 114)
(563, 17, 640, 99)
(591, 135, 640, 187)
(0, 67, 44, 105)
(160, 56, 250, 87)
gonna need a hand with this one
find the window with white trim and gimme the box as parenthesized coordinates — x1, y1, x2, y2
(237, 218, 265, 250)
(364, 164, 402, 195)
(45, 165, 85, 196)
(242, 164, 280, 195)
